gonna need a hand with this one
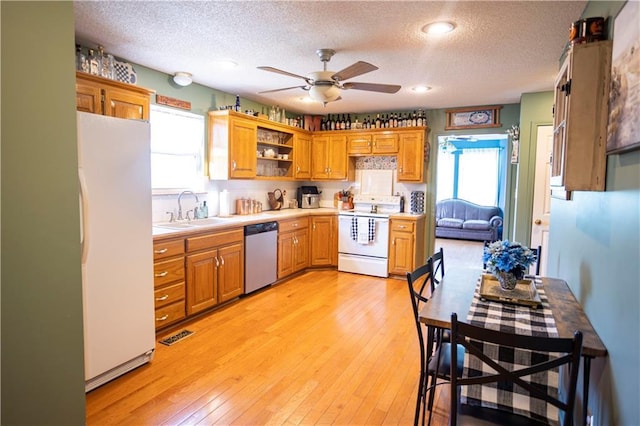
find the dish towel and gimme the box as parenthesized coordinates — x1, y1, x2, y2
(368, 218, 376, 242)
(351, 216, 358, 241)
(357, 217, 369, 244)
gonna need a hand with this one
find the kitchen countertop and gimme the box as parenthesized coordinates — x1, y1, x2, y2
(152, 208, 426, 239)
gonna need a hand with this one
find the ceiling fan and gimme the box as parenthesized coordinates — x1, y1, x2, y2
(257, 49, 401, 106)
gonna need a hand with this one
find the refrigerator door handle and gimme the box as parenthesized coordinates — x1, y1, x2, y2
(79, 170, 90, 264)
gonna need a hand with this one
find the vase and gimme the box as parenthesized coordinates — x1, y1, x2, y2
(496, 270, 518, 291)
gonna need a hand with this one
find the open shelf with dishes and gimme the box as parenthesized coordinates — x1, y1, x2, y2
(257, 127, 294, 178)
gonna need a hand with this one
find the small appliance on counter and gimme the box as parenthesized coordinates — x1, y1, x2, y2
(297, 186, 321, 209)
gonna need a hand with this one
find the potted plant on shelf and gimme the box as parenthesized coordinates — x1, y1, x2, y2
(483, 240, 537, 290)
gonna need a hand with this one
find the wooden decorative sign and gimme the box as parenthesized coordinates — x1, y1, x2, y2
(445, 105, 502, 130)
(156, 94, 191, 111)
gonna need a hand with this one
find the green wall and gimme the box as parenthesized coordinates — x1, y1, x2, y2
(1, 2, 86, 423)
(547, 1, 639, 424)
(514, 92, 554, 244)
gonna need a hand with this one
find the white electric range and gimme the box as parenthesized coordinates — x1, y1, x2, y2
(338, 194, 401, 277)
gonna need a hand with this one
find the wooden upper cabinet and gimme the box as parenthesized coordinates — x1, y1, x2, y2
(372, 132, 399, 154)
(75, 72, 153, 120)
(229, 118, 258, 178)
(347, 132, 398, 155)
(311, 134, 350, 180)
(347, 134, 372, 155)
(294, 132, 312, 179)
(397, 131, 425, 182)
(551, 40, 611, 193)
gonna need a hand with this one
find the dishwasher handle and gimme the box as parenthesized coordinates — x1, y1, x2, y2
(244, 221, 278, 236)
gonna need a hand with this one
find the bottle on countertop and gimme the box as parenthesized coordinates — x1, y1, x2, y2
(235, 95, 241, 112)
(400, 194, 405, 213)
(201, 201, 208, 218)
(87, 48, 100, 76)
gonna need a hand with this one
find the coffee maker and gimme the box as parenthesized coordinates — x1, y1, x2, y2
(297, 186, 321, 209)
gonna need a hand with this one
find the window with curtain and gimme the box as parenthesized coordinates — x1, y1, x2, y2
(150, 104, 205, 191)
(436, 136, 506, 207)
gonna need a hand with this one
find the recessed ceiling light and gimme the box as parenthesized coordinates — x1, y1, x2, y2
(211, 59, 238, 70)
(422, 21, 455, 35)
(412, 85, 431, 93)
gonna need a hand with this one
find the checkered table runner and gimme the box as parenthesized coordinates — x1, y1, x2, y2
(461, 276, 560, 425)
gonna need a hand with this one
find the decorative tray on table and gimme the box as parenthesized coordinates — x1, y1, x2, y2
(479, 274, 542, 308)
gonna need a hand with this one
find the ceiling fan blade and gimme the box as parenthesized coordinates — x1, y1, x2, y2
(332, 61, 378, 81)
(342, 82, 401, 93)
(257, 66, 309, 82)
(259, 85, 307, 94)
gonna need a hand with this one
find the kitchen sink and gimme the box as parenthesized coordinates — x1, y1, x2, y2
(153, 217, 229, 230)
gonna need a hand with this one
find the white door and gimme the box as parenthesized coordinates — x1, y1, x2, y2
(530, 125, 553, 276)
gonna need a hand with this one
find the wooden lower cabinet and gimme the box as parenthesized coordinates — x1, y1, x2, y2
(388, 216, 426, 276)
(152, 238, 186, 330)
(310, 215, 337, 266)
(184, 228, 244, 316)
(278, 218, 309, 278)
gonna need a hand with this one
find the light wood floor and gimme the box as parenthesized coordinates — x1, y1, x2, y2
(86, 269, 461, 425)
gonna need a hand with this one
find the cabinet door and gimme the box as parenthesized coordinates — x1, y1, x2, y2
(310, 216, 336, 266)
(277, 231, 295, 278)
(372, 133, 399, 154)
(397, 132, 424, 182)
(293, 228, 309, 272)
(388, 231, 415, 275)
(186, 249, 218, 315)
(103, 87, 149, 120)
(294, 133, 312, 179)
(347, 134, 372, 155)
(311, 135, 330, 179)
(230, 118, 257, 178)
(217, 242, 244, 303)
(327, 135, 348, 179)
(76, 79, 102, 114)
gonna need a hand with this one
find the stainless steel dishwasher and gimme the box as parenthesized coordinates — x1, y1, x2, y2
(244, 221, 278, 293)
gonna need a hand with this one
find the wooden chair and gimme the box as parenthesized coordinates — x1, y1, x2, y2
(449, 313, 583, 426)
(406, 260, 464, 426)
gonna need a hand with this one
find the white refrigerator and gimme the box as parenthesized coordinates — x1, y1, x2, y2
(77, 112, 156, 392)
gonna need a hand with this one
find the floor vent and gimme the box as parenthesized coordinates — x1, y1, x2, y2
(159, 329, 194, 346)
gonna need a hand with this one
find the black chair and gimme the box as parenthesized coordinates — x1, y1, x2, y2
(530, 245, 542, 276)
(449, 313, 583, 426)
(430, 247, 445, 291)
(406, 260, 464, 426)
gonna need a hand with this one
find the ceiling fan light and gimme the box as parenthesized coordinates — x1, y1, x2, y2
(422, 21, 455, 35)
(173, 72, 193, 86)
(308, 85, 341, 103)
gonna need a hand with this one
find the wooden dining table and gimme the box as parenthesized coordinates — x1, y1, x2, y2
(419, 267, 607, 424)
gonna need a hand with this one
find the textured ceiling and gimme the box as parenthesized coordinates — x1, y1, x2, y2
(74, 1, 587, 115)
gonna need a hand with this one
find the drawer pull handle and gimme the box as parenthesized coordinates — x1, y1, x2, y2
(155, 271, 168, 277)
(399, 225, 407, 229)
(154, 248, 168, 254)
(156, 314, 169, 321)
(156, 294, 169, 301)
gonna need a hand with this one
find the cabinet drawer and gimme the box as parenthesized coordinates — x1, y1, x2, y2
(347, 134, 372, 154)
(186, 228, 244, 252)
(153, 239, 184, 260)
(391, 220, 415, 233)
(154, 281, 185, 309)
(279, 218, 309, 233)
(372, 133, 399, 153)
(153, 258, 185, 287)
(155, 301, 186, 329)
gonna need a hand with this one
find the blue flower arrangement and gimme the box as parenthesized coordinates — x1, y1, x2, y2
(483, 240, 537, 279)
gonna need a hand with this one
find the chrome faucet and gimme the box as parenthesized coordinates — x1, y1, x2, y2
(177, 190, 199, 221)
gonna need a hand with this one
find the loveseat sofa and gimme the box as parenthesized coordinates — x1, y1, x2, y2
(435, 198, 503, 242)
